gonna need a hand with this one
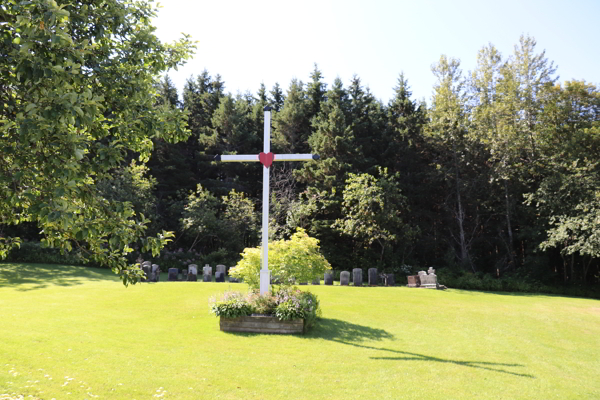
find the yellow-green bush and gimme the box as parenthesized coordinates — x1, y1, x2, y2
(229, 228, 331, 289)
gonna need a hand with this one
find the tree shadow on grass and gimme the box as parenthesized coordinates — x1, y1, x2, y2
(304, 318, 534, 378)
(0, 263, 119, 291)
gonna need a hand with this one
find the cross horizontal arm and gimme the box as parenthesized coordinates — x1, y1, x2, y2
(214, 154, 320, 162)
(275, 154, 320, 161)
(214, 154, 258, 162)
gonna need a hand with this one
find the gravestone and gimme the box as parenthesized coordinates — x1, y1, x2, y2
(312, 277, 320, 285)
(216, 264, 227, 277)
(324, 272, 334, 285)
(385, 273, 395, 286)
(407, 275, 421, 287)
(203, 265, 212, 282)
(299, 281, 308, 285)
(340, 271, 350, 286)
(150, 264, 160, 282)
(182, 268, 188, 280)
(141, 261, 152, 282)
(352, 268, 363, 286)
(187, 264, 198, 281)
(368, 268, 378, 286)
(168, 268, 179, 281)
(228, 276, 240, 283)
(418, 270, 437, 289)
(215, 271, 225, 282)
(428, 267, 436, 275)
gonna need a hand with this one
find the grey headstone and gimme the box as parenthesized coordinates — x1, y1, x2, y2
(228, 276, 240, 283)
(312, 277, 320, 285)
(385, 273, 395, 286)
(368, 268, 378, 285)
(168, 268, 179, 281)
(418, 270, 426, 276)
(150, 264, 160, 282)
(324, 272, 334, 285)
(187, 264, 197, 282)
(141, 264, 151, 282)
(203, 265, 212, 282)
(407, 275, 421, 287)
(428, 267, 436, 275)
(216, 264, 227, 276)
(352, 268, 363, 286)
(299, 281, 308, 285)
(215, 271, 225, 282)
(340, 271, 350, 286)
(420, 271, 437, 289)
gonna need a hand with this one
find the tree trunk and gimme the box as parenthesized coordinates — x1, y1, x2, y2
(504, 180, 517, 269)
(453, 148, 474, 272)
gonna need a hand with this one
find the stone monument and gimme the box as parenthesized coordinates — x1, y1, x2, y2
(203, 264, 212, 282)
(368, 268, 378, 285)
(340, 271, 350, 286)
(187, 264, 198, 281)
(168, 268, 178, 281)
(352, 268, 363, 286)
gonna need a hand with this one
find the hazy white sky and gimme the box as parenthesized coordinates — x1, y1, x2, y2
(152, 0, 600, 104)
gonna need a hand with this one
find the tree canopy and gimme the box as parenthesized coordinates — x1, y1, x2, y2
(0, 0, 195, 284)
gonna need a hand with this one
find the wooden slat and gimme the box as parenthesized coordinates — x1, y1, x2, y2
(220, 316, 304, 334)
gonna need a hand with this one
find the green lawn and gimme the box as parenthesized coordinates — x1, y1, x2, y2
(0, 263, 599, 400)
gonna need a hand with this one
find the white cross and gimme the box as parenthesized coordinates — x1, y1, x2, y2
(215, 106, 319, 294)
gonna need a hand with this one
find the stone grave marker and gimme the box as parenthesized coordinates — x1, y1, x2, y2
(324, 272, 334, 285)
(150, 264, 160, 282)
(187, 264, 198, 281)
(419, 269, 437, 289)
(203, 265, 212, 282)
(216, 264, 227, 277)
(385, 273, 395, 286)
(228, 276, 240, 283)
(312, 277, 320, 285)
(168, 268, 178, 281)
(340, 271, 350, 286)
(215, 271, 225, 282)
(407, 275, 421, 287)
(352, 268, 363, 286)
(141, 261, 151, 282)
(368, 268, 378, 286)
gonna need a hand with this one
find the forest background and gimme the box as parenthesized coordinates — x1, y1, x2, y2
(1, 1, 598, 295)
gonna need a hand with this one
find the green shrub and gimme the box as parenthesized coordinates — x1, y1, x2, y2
(6, 241, 92, 266)
(230, 228, 331, 289)
(209, 291, 253, 318)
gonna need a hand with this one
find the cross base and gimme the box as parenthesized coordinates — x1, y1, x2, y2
(260, 270, 270, 295)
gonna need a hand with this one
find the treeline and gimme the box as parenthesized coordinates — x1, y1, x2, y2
(11, 35, 600, 291)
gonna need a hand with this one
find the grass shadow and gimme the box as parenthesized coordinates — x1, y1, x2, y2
(307, 317, 395, 342)
(0, 263, 119, 291)
(306, 318, 534, 378)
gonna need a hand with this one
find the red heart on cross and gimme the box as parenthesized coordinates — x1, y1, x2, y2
(258, 152, 275, 168)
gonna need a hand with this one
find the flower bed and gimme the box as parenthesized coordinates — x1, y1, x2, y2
(210, 287, 321, 334)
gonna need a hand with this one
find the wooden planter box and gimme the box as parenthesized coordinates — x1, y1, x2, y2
(220, 315, 304, 334)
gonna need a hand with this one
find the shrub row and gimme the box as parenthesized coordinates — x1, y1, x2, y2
(437, 270, 600, 299)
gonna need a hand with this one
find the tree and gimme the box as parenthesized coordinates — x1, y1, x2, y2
(427, 55, 479, 271)
(272, 79, 311, 153)
(334, 168, 418, 265)
(0, 0, 195, 284)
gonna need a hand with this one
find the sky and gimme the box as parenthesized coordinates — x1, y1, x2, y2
(152, 0, 600, 105)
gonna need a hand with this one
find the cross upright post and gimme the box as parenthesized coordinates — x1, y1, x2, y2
(215, 106, 319, 294)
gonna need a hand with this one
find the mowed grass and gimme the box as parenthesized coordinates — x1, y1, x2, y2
(0, 263, 599, 400)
